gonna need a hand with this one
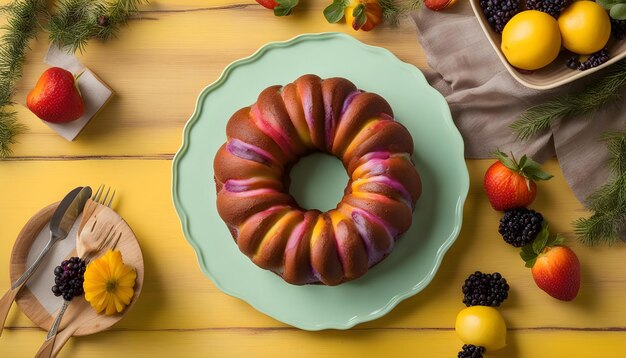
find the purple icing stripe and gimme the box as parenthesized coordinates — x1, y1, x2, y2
(349, 206, 397, 238)
(324, 99, 335, 148)
(362, 176, 413, 209)
(341, 91, 361, 115)
(251, 105, 295, 155)
(226, 139, 275, 166)
(224, 178, 277, 193)
(302, 95, 315, 131)
(352, 209, 395, 264)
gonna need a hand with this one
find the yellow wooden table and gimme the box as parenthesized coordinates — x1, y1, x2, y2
(1, 1, 625, 357)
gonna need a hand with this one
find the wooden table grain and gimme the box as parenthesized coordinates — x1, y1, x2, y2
(1, 1, 625, 357)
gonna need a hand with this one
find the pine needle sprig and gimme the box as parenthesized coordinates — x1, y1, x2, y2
(47, 0, 105, 54)
(511, 60, 626, 140)
(574, 129, 626, 246)
(0, 0, 47, 157)
(380, 0, 423, 26)
(96, 0, 147, 41)
(47, 0, 146, 54)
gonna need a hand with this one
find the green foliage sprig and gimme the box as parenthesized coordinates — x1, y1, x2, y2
(0, 0, 47, 157)
(574, 129, 626, 246)
(510, 60, 626, 141)
(380, 0, 423, 26)
(0, 0, 146, 157)
(47, 0, 147, 54)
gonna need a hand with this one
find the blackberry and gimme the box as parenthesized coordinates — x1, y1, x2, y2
(462, 271, 509, 307)
(51, 257, 86, 301)
(479, 0, 520, 33)
(499, 208, 543, 247)
(565, 55, 581, 70)
(612, 19, 626, 40)
(525, 0, 570, 18)
(458, 344, 485, 358)
(578, 49, 610, 71)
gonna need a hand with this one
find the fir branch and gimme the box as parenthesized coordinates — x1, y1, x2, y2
(96, 0, 146, 41)
(47, 0, 104, 54)
(575, 129, 626, 246)
(511, 60, 626, 140)
(0, 0, 46, 157)
(380, 0, 423, 26)
(0, 109, 25, 158)
(47, 0, 147, 53)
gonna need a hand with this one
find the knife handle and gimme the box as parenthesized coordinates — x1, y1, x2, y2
(35, 334, 57, 358)
(0, 235, 56, 337)
(0, 285, 20, 337)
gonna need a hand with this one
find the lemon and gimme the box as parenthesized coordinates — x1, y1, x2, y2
(455, 306, 507, 351)
(558, 1, 611, 55)
(501, 10, 561, 71)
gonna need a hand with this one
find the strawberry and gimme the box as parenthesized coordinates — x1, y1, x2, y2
(521, 227, 580, 301)
(27, 67, 84, 124)
(256, 0, 298, 16)
(483, 150, 553, 211)
(424, 0, 458, 11)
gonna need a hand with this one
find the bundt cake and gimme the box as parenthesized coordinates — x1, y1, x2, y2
(213, 74, 421, 286)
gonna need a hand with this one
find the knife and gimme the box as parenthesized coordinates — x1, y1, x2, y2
(0, 186, 92, 337)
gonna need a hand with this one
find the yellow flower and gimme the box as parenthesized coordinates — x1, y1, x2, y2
(83, 250, 136, 316)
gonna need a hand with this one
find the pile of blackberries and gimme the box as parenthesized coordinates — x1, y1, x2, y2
(51, 257, 86, 301)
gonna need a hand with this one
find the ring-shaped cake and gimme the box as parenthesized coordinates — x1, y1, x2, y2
(213, 74, 421, 285)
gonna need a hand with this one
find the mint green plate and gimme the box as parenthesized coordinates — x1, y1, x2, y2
(172, 32, 469, 330)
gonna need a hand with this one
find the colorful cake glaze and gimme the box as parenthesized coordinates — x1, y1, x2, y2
(213, 75, 421, 286)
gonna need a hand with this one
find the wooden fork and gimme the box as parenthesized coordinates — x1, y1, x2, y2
(36, 186, 121, 358)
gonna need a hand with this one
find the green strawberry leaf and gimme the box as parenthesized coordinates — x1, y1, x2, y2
(547, 234, 566, 247)
(520, 244, 535, 260)
(611, 4, 626, 20)
(523, 165, 554, 181)
(520, 155, 554, 181)
(492, 149, 552, 186)
(518, 155, 528, 169)
(352, 4, 367, 30)
(524, 257, 537, 268)
(532, 224, 550, 254)
(520, 243, 537, 268)
(493, 149, 518, 171)
(274, 0, 299, 16)
(323, 0, 350, 23)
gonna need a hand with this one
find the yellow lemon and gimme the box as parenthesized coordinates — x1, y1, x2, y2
(501, 10, 561, 70)
(455, 306, 507, 351)
(558, 1, 611, 55)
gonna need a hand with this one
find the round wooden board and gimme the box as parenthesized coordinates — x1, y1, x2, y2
(9, 202, 144, 336)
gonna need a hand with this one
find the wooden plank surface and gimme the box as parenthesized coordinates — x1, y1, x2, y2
(1, 0, 625, 357)
(1, 160, 625, 357)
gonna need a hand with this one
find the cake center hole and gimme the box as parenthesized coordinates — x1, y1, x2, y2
(289, 153, 349, 212)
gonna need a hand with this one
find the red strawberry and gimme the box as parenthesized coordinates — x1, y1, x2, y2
(424, 0, 458, 11)
(521, 228, 580, 301)
(484, 150, 553, 211)
(256, 0, 278, 8)
(256, 0, 298, 16)
(27, 67, 84, 124)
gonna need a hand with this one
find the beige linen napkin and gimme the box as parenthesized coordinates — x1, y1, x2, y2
(412, 1, 626, 204)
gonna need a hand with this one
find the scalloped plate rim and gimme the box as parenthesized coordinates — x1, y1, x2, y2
(172, 32, 469, 330)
